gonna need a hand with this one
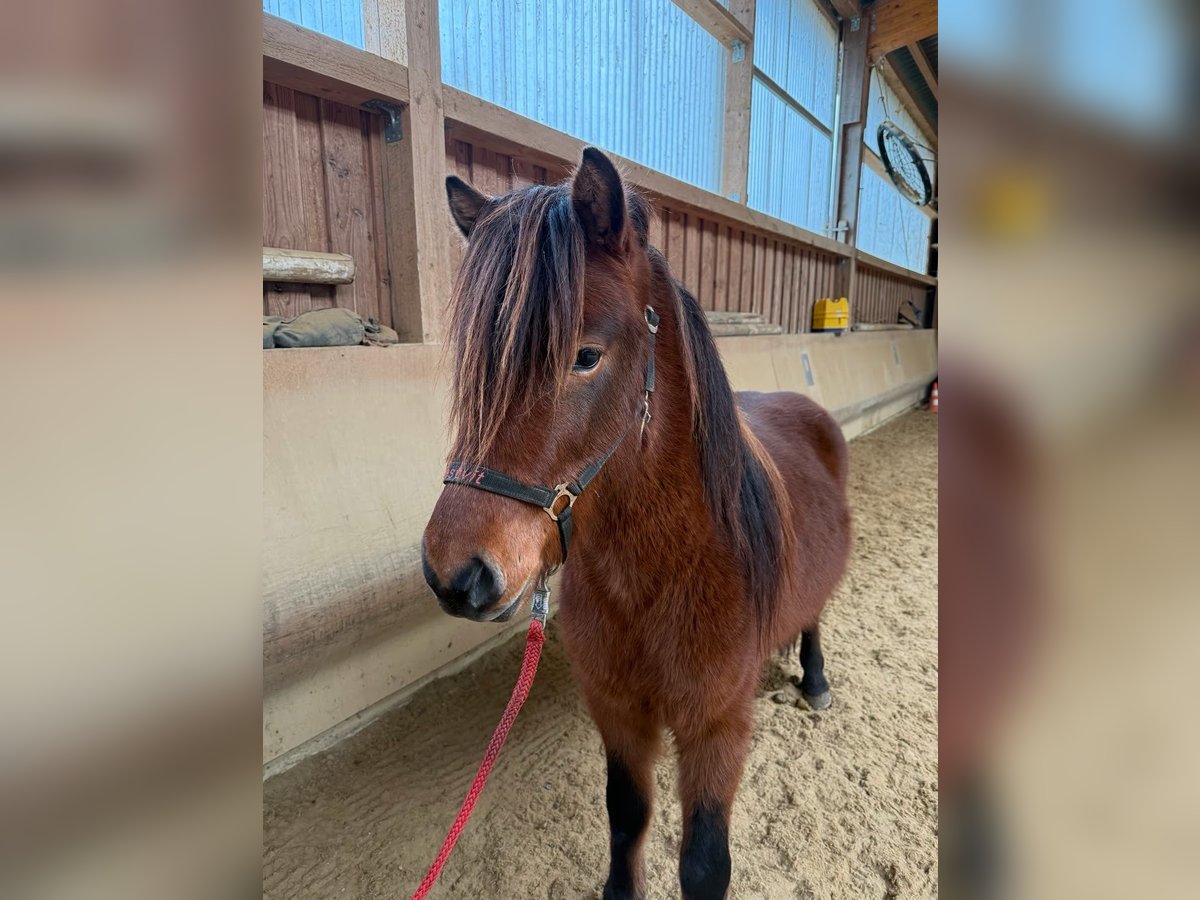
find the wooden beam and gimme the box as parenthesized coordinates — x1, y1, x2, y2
(856, 249, 937, 285)
(263, 13, 410, 109)
(878, 58, 937, 149)
(867, 0, 937, 60)
(442, 88, 853, 260)
(827, 0, 862, 20)
(908, 41, 938, 100)
(671, 0, 753, 45)
(379, 0, 454, 343)
(721, 0, 755, 203)
(832, 17, 872, 316)
(263, 248, 356, 284)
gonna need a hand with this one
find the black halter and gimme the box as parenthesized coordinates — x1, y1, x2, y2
(443, 305, 660, 565)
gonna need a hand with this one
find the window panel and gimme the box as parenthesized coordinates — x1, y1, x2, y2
(440, 0, 727, 193)
(264, 0, 365, 49)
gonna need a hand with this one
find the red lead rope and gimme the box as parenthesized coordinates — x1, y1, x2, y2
(409, 617, 547, 899)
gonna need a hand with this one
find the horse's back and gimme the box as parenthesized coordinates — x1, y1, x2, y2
(737, 390, 851, 635)
(737, 390, 848, 490)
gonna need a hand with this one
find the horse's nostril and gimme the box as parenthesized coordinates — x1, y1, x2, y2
(451, 556, 504, 613)
(424, 551, 506, 616)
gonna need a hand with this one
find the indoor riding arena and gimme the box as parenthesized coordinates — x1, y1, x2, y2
(262, 1, 939, 897)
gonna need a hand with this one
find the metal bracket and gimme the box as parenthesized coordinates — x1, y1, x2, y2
(362, 99, 403, 142)
(731, 40, 746, 63)
(850, 16, 861, 32)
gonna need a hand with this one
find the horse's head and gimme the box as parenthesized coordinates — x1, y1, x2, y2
(422, 149, 655, 622)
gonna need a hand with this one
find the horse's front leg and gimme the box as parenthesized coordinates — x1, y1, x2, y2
(590, 700, 661, 900)
(674, 708, 753, 900)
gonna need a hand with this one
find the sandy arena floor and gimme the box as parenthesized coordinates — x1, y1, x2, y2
(264, 410, 938, 899)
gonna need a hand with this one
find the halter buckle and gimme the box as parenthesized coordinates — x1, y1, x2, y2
(543, 483, 577, 521)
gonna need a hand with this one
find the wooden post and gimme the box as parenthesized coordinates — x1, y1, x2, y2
(721, 1, 755, 204)
(832, 15, 871, 322)
(378, 0, 453, 343)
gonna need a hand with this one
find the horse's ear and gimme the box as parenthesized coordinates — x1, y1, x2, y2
(446, 176, 489, 238)
(572, 147, 628, 254)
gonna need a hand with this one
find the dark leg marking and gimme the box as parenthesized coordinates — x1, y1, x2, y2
(800, 627, 832, 709)
(603, 755, 650, 900)
(679, 804, 731, 900)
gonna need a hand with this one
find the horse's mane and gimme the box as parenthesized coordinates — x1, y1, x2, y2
(649, 250, 791, 636)
(448, 182, 788, 631)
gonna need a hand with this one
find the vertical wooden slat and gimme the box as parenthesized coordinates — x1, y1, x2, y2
(751, 234, 766, 317)
(699, 218, 717, 309)
(365, 115, 390, 325)
(263, 83, 311, 318)
(320, 100, 377, 322)
(739, 232, 755, 315)
(684, 214, 702, 296)
(779, 245, 795, 333)
(762, 240, 778, 325)
(710, 224, 729, 312)
(724, 229, 744, 314)
(648, 204, 665, 252)
(666, 208, 686, 280)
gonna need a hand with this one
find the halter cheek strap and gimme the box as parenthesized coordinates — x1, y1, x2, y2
(443, 305, 660, 565)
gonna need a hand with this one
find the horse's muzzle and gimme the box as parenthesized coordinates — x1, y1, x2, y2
(422, 552, 509, 621)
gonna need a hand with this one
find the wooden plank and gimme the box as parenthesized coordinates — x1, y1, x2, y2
(666, 208, 686, 280)
(262, 83, 311, 319)
(734, 232, 753, 316)
(472, 146, 504, 196)
(366, 115, 392, 327)
(828, 0, 862, 19)
(721, 0, 755, 203)
(263, 247, 356, 283)
(442, 89, 852, 260)
(751, 234, 766, 317)
(726, 229, 742, 312)
(856, 249, 937, 285)
(761, 240, 777, 325)
(671, 0, 753, 45)
(684, 215, 702, 296)
(648, 205, 665, 252)
(909, 42, 937, 100)
(379, 0, 454, 342)
(320, 101, 377, 320)
(263, 13, 410, 110)
(714, 225, 731, 312)
(832, 18, 872, 317)
(292, 91, 330, 255)
(867, 0, 937, 60)
(779, 245, 795, 333)
(699, 219, 718, 309)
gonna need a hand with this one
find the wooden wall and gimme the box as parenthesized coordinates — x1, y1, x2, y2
(263, 83, 392, 326)
(855, 264, 928, 325)
(443, 131, 848, 335)
(262, 89, 929, 336)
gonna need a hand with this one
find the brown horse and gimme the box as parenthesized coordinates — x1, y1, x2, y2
(422, 148, 851, 900)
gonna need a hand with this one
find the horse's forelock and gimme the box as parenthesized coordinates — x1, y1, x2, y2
(448, 185, 586, 463)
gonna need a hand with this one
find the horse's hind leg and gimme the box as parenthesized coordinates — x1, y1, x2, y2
(799, 626, 833, 710)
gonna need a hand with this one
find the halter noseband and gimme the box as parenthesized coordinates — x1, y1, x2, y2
(443, 305, 660, 566)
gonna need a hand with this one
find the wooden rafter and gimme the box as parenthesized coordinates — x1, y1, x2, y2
(671, 0, 752, 45)
(827, 0, 862, 21)
(908, 41, 938, 99)
(867, 0, 936, 60)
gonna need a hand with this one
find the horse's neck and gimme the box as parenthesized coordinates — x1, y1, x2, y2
(583, 292, 714, 574)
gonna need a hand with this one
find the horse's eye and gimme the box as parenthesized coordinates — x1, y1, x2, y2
(573, 347, 602, 372)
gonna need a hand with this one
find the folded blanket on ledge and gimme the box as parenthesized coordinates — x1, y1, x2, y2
(264, 307, 400, 348)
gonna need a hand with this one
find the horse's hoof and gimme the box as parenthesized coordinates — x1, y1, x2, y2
(803, 689, 832, 710)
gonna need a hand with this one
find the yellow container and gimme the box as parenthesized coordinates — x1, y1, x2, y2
(812, 297, 849, 333)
